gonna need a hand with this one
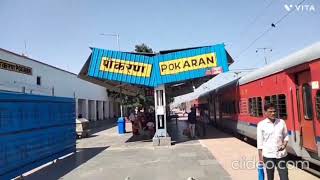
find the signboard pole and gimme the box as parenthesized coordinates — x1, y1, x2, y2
(120, 83, 123, 117)
(153, 85, 171, 146)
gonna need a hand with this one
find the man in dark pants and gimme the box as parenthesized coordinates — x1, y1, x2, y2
(257, 103, 289, 180)
(188, 107, 197, 138)
(199, 109, 208, 137)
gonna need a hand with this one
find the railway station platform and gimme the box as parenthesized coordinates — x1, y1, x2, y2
(21, 117, 318, 180)
(199, 126, 319, 180)
(22, 119, 230, 180)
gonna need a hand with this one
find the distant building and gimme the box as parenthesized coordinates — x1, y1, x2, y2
(0, 48, 120, 121)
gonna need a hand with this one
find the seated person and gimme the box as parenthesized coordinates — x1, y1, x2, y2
(132, 117, 141, 135)
(146, 121, 155, 137)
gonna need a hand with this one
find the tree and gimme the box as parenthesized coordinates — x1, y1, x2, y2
(135, 43, 153, 53)
(119, 44, 155, 112)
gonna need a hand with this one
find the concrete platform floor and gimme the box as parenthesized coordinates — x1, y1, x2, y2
(22, 118, 318, 180)
(23, 120, 231, 180)
(198, 124, 319, 180)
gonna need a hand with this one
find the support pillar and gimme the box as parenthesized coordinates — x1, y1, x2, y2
(75, 98, 79, 118)
(93, 100, 97, 121)
(109, 100, 114, 118)
(84, 99, 88, 119)
(153, 85, 171, 146)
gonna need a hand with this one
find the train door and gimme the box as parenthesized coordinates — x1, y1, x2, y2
(296, 71, 317, 152)
(215, 95, 221, 125)
(212, 95, 217, 125)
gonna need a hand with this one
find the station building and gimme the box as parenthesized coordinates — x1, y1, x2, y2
(0, 48, 121, 121)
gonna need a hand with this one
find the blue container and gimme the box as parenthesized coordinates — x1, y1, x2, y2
(258, 164, 265, 180)
(117, 117, 125, 134)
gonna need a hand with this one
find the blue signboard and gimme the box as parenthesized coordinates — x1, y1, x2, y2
(87, 43, 229, 87)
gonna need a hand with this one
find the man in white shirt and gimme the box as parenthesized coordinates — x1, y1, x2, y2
(257, 103, 289, 180)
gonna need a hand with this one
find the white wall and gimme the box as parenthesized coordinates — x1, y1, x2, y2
(0, 49, 120, 121)
(0, 50, 107, 100)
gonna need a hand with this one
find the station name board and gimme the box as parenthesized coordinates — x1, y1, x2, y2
(100, 57, 152, 77)
(159, 53, 217, 75)
(0, 59, 32, 75)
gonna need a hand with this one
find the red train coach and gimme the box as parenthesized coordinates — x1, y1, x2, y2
(199, 42, 320, 165)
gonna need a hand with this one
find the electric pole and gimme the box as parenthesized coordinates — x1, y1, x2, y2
(100, 33, 123, 117)
(256, 47, 272, 65)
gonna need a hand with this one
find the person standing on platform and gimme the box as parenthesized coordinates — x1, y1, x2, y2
(188, 107, 197, 139)
(199, 109, 209, 137)
(257, 103, 289, 180)
(129, 110, 136, 123)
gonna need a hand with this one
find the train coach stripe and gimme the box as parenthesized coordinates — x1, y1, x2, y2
(249, 123, 257, 127)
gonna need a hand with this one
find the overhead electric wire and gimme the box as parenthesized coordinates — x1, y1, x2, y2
(235, 0, 307, 61)
(246, 0, 277, 28)
(230, 0, 277, 48)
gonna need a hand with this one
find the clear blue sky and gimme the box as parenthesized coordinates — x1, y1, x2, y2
(0, 0, 319, 74)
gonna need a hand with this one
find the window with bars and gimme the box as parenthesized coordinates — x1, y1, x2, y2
(249, 98, 253, 115)
(265, 96, 271, 105)
(264, 94, 287, 119)
(249, 97, 263, 117)
(316, 90, 320, 119)
(302, 84, 313, 120)
(257, 97, 263, 116)
(278, 94, 287, 119)
(271, 95, 277, 105)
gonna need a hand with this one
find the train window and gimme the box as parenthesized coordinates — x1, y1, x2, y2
(252, 98, 258, 116)
(257, 97, 263, 116)
(271, 95, 277, 104)
(249, 98, 253, 115)
(264, 94, 287, 119)
(302, 84, 313, 119)
(277, 94, 287, 119)
(249, 97, 263, 117)
(316, 90, 320, 119)
(264, 96, 271, 106)
(249, 98, 256, 116)
(250, 98, 258, 116)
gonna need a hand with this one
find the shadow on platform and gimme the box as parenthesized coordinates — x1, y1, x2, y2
(125, 134, 153, 143)
(24, 146, 109, 180)
(168, 118, 233, 145)
(89, 119, 117, 135)
(123, 117, 234, 145)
